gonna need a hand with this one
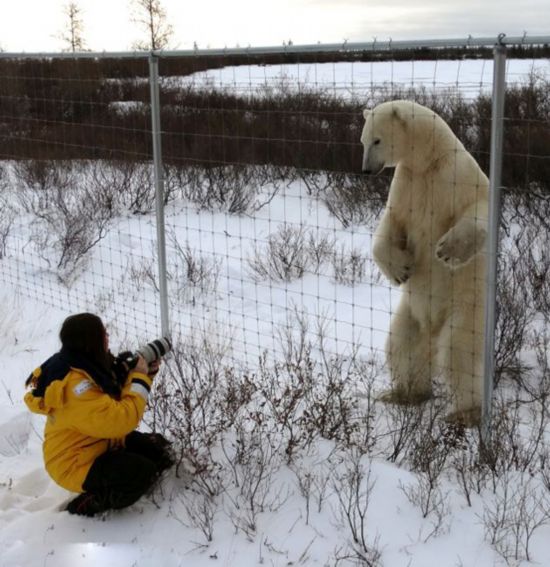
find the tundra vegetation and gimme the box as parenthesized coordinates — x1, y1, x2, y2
(1, 51, 549, 564)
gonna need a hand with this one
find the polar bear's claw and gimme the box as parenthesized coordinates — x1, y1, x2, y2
(445, 407, 481, 428)
(378, 387, 433, 405)
(435, 222, 486, 269)
(387, 260, 412, 285)
(394, 269, 410, 285)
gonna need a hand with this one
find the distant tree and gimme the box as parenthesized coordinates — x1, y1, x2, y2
(58, 2, 88, 52)
(131, 0, 174, 51)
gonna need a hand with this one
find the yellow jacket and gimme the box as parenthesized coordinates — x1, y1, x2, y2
(24, 349, 153, 493)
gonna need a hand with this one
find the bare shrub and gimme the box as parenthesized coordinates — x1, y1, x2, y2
(256, 309, 381, 462)
(247, 224, 310, 282)
(450, 431, 490, 507)
(322, 172, 387, 229)
(169, 163, 282, 213)
(302, 350, 362, 448)
(221, 412, 287, 541)
(332, 245, 368, 285)
(482, 472, 550, 565)
(397, 411, 457, 538)
(5, 62, 549, 194)
(168, 234, 221, 305)
(400, 473, 450, 542)
(248, 225, 341, 282)
(509, 201, 550, 322)
(117, 162, 155, 214)
(13, 159, 70, 213)
(175, 487, 217, 546)
(87, 161, 130, 218)
(202, 166, 257, 214)
(0, 190, 14, 259)
(290, 461, 315, 526)
(494, 223, 536, 385)
(174, 165, 280, 215)
(127, 256, 160, 293)
(14, 160, 112, 284)
(258, 356, 313, 464)
(383, 402, 428, 465)
(529, 326, 550, 404)
(408, 414, 460, 475)
(297, 170, 332, 197)
(144, 331, 233, 497)
(306, 230, 335, 274)
(497, 74, 550, 196)
(0, 163, 10, 194)
(332, 452, 382, 566)
(89, 160, 160, 215)
(247, 165, 292, 212)
(276, 305, 315, 374)
(394, 402, 455, 539)
(163, 164, 201, 203)
(88, 160, 158, 216)
(289, 315, 365, 448)
(290, 455, 335, 524)
(481, 385, 549, 486)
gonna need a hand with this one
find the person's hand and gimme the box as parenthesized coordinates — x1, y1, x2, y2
(133, 355, 148, 375)
(148, 359, 161, 378)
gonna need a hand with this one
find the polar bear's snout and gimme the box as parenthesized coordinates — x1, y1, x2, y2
(362, 146, 385, 175)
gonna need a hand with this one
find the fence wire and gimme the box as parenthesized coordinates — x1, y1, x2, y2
(0, 37, 549, 423)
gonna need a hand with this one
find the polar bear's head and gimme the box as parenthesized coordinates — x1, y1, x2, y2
(360, 102, 408, 174)
(360, 100, 456, 174)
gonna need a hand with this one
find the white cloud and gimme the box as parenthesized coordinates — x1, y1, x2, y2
(0, 0, 548, 53)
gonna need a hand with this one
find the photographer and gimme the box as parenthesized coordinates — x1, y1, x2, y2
(24, 312, 174, 517)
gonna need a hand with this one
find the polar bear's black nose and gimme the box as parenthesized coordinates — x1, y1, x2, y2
(362, 167, 372, 174)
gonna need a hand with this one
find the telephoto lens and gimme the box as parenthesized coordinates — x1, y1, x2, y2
(136, 337, 172, 364)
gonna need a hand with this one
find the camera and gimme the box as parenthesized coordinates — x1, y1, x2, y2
(134, 337, 172, 365)
(113, 337, 172, 384)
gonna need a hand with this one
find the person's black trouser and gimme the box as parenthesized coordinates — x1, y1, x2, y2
(81, 431, 172, 511)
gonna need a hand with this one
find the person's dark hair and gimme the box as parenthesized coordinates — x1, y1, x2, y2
(26, 313, 121, 397)
(60, 313, 110, 372)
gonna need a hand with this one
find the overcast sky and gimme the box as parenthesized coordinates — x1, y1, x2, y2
(0, 0, 548, 53)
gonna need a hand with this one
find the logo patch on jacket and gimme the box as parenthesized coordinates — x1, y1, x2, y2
(74, 380, 93, 396)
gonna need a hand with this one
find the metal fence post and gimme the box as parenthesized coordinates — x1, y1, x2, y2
(482, 35, 507, 447)
(148, 52, 171, 338)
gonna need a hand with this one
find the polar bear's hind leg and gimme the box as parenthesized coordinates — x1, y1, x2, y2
(381, 299, 435, 404)
(437, 312, 483, 427)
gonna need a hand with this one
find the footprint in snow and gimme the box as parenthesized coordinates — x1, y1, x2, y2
(0, 412, 32, 457)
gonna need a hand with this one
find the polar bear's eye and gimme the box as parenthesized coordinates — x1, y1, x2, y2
(373, 139, 381, 145)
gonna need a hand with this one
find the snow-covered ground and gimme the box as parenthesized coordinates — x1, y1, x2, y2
(168, 58, 550, 100)
(2, 169, 550, 567)
(1, 58, 550, 567)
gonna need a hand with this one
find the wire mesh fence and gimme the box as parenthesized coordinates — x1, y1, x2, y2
(0, 36, 549, 426)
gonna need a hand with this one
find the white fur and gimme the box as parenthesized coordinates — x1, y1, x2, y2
(362, 101, 489, 423)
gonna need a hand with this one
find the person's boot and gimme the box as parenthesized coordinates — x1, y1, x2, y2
(66, 492, 106, 517)
(153, 435, 176, 473)
(144, 433, 175, 474)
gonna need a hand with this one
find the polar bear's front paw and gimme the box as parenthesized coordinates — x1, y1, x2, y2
(390, 263, 412, 286)
(375, 248, 414, 286)
(435, 224, 485, 269)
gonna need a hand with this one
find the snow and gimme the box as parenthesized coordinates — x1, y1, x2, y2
(108, 101, 148, 115)
(1, 58, 550, 567)
(167, 58, 550, 100)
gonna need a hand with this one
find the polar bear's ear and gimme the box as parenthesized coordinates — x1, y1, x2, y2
(363, 109, 372, 119)
(392, 106, 407, 128)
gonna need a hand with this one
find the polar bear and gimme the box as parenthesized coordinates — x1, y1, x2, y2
(361, 100, 488, 426)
